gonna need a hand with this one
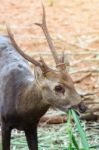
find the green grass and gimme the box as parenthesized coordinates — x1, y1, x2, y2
(0, 143, 2, 150)
(67, 109, 90, 150)
(9, 110, 99, 149)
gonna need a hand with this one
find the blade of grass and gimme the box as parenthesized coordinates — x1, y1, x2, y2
(89, 144, 99, 149)
(67, 111, 80, 150)
(72, 134, 80, 150)
(67, 110, 73, 149)
(71, 109, 89, 150)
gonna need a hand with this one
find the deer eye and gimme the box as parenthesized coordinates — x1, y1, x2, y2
(55, 85, 65, 93)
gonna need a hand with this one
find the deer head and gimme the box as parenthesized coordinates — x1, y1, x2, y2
(6, 4, 86, 113)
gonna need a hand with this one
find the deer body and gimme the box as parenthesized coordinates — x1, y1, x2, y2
(0, 36, 48, 120)
(0, 36, 50, 150)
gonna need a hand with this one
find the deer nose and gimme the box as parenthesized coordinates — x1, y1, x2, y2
(78, 102, 87, 113)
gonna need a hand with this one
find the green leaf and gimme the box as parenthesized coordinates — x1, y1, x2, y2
(71, 109, 89, 150)
(66, 111, 80, 150)
(72, 134, 80, 150)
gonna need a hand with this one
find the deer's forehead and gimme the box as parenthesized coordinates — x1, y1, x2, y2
(46, 71, 73, 84)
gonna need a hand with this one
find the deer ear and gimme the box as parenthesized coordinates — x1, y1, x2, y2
(34, 66, 45, 85)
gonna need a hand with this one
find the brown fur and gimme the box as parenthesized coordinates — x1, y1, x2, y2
(0, 28, 86, 150)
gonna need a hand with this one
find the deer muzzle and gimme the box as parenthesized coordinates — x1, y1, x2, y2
(78, 102, 87, 113)
(72, 101, 87, 114)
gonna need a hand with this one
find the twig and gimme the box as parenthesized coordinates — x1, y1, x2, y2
(74, 72, 91, 83)
(71, 68, 99, 74)
(71, 55, 96, 66)
(87, 107, 99, 113)
(81, 92, 95, 97)
(85, 101, 99, 105)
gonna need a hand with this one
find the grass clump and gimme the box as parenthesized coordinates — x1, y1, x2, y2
(67, 109, 89, 150)
(10, 109, 99, 149)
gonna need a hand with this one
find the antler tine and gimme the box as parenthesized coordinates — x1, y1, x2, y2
(39, 56, 52, 74)
(6, 25, 42, 67)
(35, 3, 59, 65)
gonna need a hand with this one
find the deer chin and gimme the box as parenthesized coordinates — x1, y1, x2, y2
(53, 104, 80, 115)
(55, 104, 72, 112)
(59, 105, 81, 116)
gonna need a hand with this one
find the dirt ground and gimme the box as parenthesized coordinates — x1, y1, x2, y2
(0, 0, 99, 46)
(0, 0, 99, 115)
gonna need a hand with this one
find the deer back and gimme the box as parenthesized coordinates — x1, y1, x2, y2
(0, 36, 41, 123)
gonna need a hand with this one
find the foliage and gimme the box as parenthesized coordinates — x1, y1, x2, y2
(9, 110, 99, 149)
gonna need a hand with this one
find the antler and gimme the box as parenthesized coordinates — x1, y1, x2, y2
(35, 4, 67, 70)
(6, 25, 50, 73)
(35, 4, 66, 69)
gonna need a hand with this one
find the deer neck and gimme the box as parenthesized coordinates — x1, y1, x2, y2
(16, 79, 50, 117)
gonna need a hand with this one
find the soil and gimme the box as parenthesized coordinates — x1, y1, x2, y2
(0, 0, 99, 50)
(0, 0, 99, 116)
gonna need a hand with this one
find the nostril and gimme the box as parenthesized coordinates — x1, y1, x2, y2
(78, 102, 87, 113)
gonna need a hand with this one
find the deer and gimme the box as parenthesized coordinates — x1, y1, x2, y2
(0, 4, 87, 150)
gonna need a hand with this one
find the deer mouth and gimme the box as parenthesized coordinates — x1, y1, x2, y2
(56, 105, 72, 112)
(71, 102, 87, 114)
(56, 102, 87, 115)
(57, 105, 81, 117)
